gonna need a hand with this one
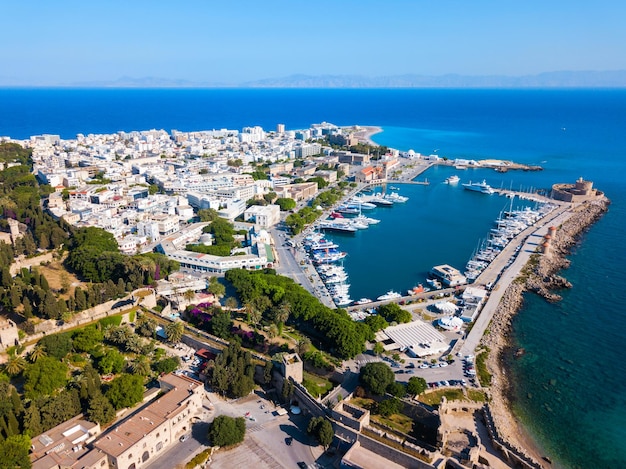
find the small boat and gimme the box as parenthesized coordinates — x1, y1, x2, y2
(407, 284, 428, 296)
(445, 175, 460, 184)
(353, 298, 372, 305)
(426, 278, 443, 290)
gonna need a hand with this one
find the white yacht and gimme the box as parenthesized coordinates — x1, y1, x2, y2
(376, 290, 402, 301)
(462, 180, 494, 194)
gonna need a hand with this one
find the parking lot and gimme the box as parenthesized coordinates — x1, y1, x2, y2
(207, 390, 327, 468)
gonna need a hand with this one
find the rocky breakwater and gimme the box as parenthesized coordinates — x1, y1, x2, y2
(479, 197, 610, 467)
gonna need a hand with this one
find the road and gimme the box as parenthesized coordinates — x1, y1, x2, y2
(459, 203, 573, 357)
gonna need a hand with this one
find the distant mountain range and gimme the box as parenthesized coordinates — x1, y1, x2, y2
(2, 70, 626, 88)
(240, 71, 626, 88)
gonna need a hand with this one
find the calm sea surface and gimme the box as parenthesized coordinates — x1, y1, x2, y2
(1, 88, 625, 467)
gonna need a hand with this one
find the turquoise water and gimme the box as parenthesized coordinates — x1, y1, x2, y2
(1, 88, 625, 467)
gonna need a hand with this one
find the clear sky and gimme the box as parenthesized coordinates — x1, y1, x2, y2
(1, 0, 625, 85)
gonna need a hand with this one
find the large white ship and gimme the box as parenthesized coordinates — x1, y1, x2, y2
(462, 180, 494, 194)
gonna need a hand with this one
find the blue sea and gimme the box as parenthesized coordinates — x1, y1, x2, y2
(1, 88, 625, 468)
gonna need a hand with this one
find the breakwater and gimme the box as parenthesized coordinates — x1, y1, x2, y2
(479, 197, 610, 466)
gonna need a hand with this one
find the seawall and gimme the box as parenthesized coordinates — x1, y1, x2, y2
(480, 197, 610, 466)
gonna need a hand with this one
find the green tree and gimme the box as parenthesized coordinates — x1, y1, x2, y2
(197, 208, 219, 222)
(307, 416, 334, 449)
(23, 357, 68, 399)
(295, 337, 311, 356)
(208, 277, 226, 298)
(0, 434, 32, 469)
(72, 325, 104, 353)
(105, 374, 144, 409)
(152, 356, 180, 375)
(372, 342, 384, 356)
(378, 397, 402, 417)
(377, 303, 412, 324)
(86, 393, 116, 426)
(359, 362, 394, 396)
(386, 381, 406, 397)
(406, 376, 427, 396)
(224, 296, 238, 309)
(210, 310, 232, 339)
(39, 332, 73, 360)
(208, 415, 246, 447)
(275, 197, 296, 211)
(364, 314, 389, 332)
(97, 349, 125, 374)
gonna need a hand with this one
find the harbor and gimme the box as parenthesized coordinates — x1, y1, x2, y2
(277, 161, 566, 312)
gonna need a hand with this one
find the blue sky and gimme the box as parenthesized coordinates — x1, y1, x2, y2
(1, 1, 625, 84)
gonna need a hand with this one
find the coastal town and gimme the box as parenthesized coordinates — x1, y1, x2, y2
(0, 123, 609, 469)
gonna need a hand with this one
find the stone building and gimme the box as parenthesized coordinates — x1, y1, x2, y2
(551, 177, 603, 202)
(0, 317, 19, 351)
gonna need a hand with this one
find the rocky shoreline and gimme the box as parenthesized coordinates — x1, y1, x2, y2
(480, 197, 610, 467)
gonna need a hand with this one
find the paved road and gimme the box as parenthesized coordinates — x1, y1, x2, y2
(459, 203, 573, 357)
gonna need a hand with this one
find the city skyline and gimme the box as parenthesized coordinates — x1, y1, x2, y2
(1, 1, 626, 86)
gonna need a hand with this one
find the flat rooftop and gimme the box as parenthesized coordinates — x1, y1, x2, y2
(377, 320, 448, 356)
(342, 441, 406, 469)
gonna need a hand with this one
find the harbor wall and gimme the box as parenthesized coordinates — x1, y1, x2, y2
(480, 197, 610, 467)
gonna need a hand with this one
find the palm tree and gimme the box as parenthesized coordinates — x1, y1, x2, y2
(165, 321, 185, 344)
(130, 357, 151, 376)
(268, 323, 279, 339)
(244, 301, 261, 328)
(274, 300, 291, 326)
(183, 289, 195, 305)
(4, 355, 27, 376)
(224, 297, 238, 310)
(28, 346, 47, 363)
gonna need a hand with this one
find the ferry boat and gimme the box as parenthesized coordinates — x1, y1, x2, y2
(445, 175, 460, 184)
(462, 180, 494, 194)
(376, 290, 402, 301)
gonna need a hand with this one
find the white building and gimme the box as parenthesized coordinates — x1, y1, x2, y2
(244, 204, 281, 228)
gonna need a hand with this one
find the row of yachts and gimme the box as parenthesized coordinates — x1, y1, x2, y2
(305, 190, 410, 307)
(464, 203, 556, 281)
(316, 192, 408, 234)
